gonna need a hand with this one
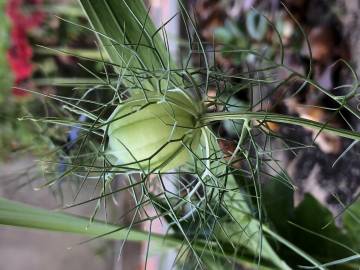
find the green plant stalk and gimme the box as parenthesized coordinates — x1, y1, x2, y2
(34, 47, 108, 60)
(222, 176, 293, 270)
(201, 128, 293, 270)
(0, 197, 285, 269)
(0, 197, 149, 242)
(201, 112, 360, 141)
(33, 78, 111, 86)
(263, 226, 325, 270)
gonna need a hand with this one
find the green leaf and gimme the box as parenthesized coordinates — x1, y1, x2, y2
(262, 176, 359, 269)
(78, 0, 182, 91)
(291, 194, 354, 261)
(263, 191, 359, 269)
(342, 199, 360, 250)
(262, 173, 294, 239)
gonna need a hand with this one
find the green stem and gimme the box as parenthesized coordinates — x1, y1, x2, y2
(201, 112, 360, 141)
(263, 226, 325, 270)
(0, 197, 279, 269)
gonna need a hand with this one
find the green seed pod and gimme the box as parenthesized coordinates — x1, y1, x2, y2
(106, 89, 202, 172)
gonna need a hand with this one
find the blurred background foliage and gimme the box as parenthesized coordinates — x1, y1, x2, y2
(0, 0, 102, 160)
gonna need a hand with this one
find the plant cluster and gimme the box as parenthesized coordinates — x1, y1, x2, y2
(1, 1, 360, 269)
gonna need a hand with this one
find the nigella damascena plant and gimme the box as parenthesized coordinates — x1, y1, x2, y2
(106, 89, 203, 172)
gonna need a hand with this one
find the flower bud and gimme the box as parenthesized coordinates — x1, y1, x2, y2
(106, 90, 202, 172)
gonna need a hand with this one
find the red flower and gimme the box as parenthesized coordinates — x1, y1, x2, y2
(6, 0, 44, 29)
(5, 0, 44, 97)
(7, 40, 33, 83)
